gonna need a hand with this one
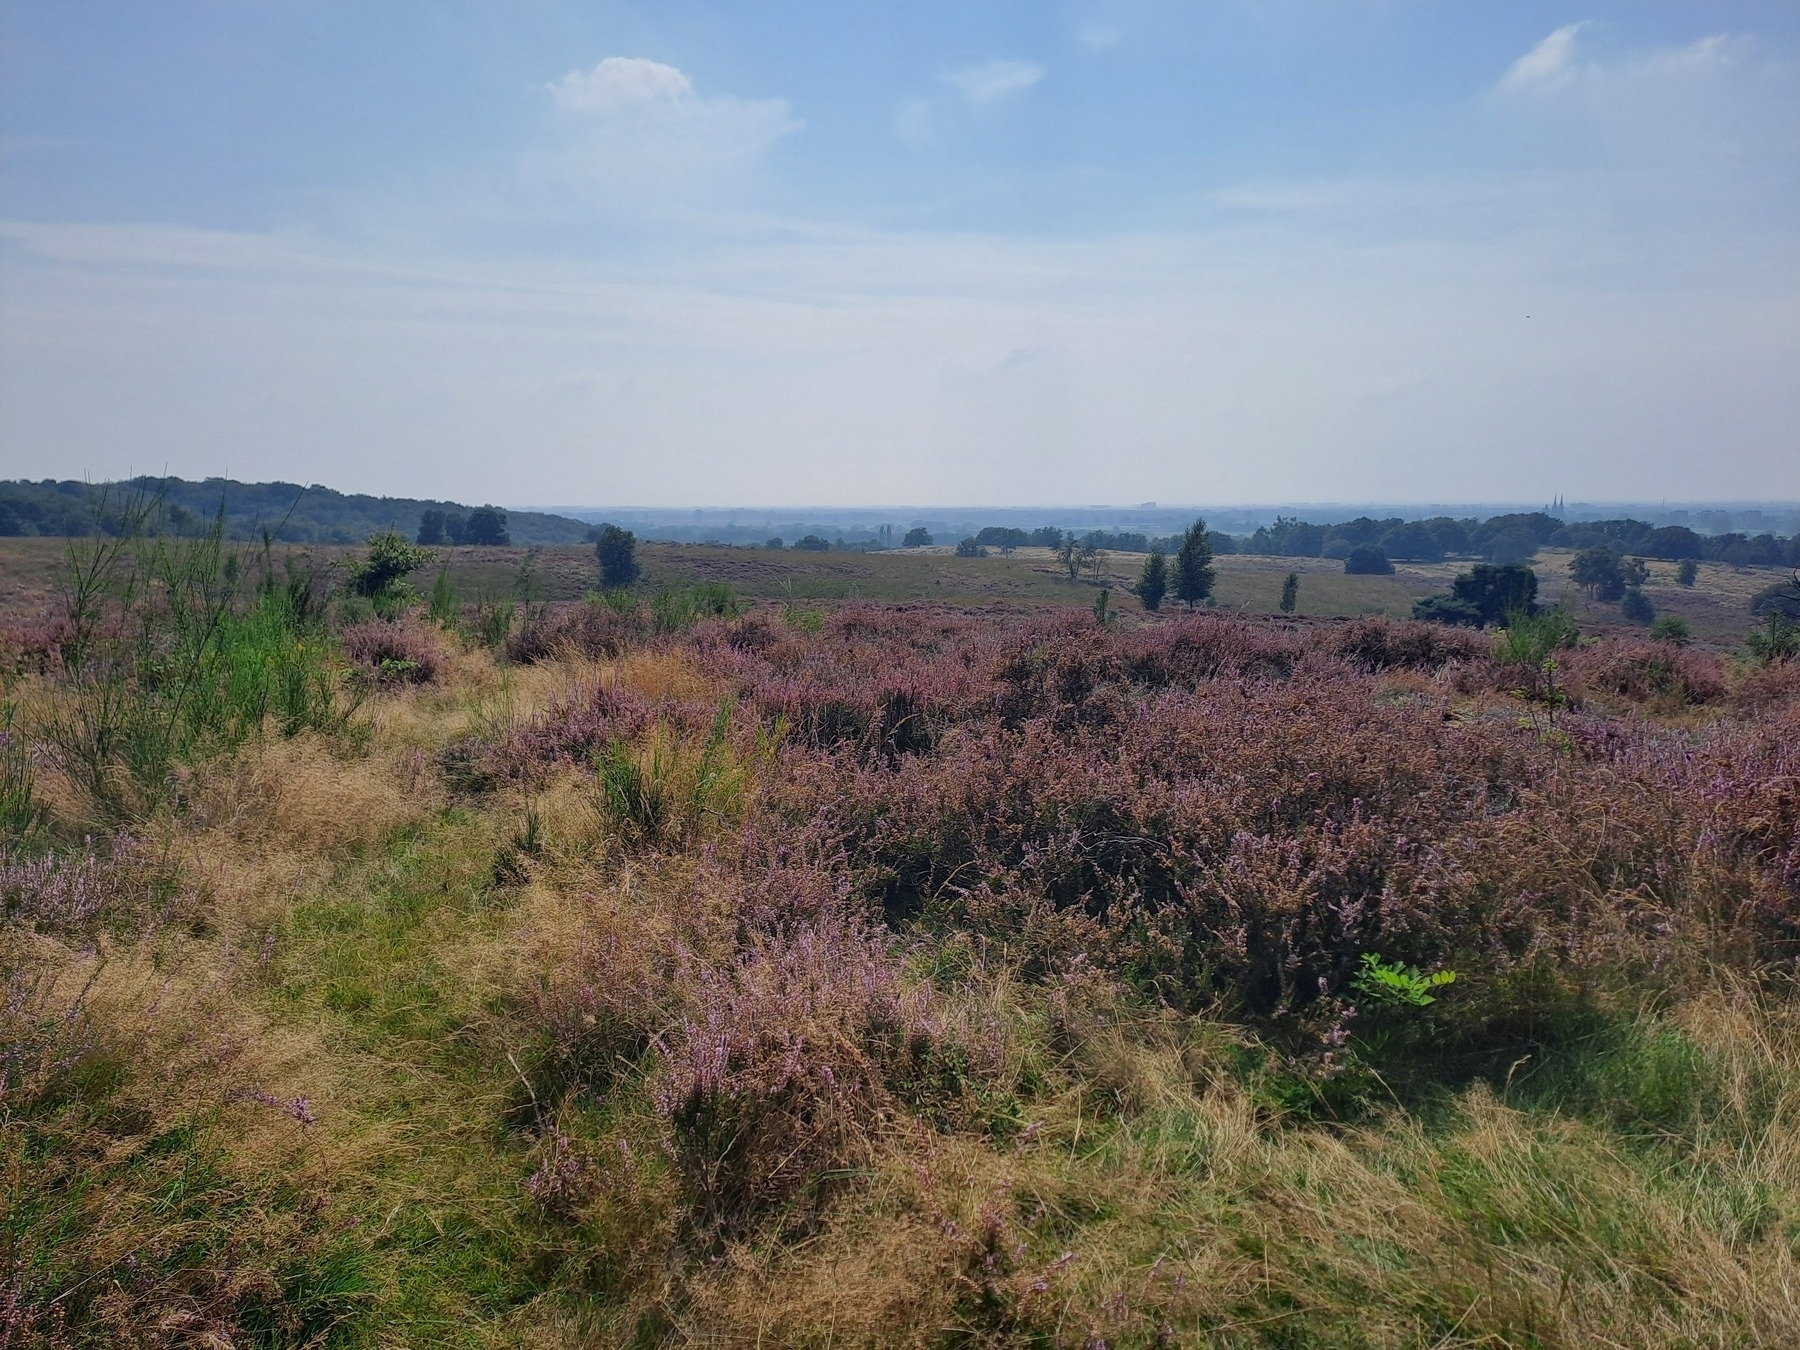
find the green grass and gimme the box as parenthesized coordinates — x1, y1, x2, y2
(263, 811, 563, 1343)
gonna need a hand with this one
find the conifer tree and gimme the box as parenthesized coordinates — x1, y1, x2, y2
(1137, 551, 1168, 611)
(1174, 520, 1215, 610)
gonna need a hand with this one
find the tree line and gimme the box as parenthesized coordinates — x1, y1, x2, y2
(0, 476, 593, 546)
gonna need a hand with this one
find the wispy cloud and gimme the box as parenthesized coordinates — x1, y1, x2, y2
(1502, 23, 1588, 91)
(941, 59, 1046, 107)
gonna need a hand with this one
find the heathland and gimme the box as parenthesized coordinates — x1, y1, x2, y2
(3, 524, 1800, 1347)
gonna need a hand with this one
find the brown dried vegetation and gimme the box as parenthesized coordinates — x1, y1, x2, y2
(4, 591, 1800, 1347)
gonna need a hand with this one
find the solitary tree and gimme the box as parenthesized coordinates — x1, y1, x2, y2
(416, 509, 447, 545)
(1280, 572, 1299, 613)
(1080, 540, 1104, 581)
(1057, 535, 1081, 581)
(902, 527, 933, 548)
(595, 524, 640, 588)
(1571, 546, 1626, 601)
(463, 506, 510, 546)
(1137, 551, 1168, 611)
(1173, 519, 1215, 609)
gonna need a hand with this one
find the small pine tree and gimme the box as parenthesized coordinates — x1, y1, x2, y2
(348, 531, 435, 605)
(596, 524, 641, 588)
(1280, 571, 1299, 613)
(1173, 520, 1215, 610)
(1677, 558, 1698, 587)
(1137, 551, 1167, 612)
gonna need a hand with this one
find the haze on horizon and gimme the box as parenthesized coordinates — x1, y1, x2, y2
(1, 2, 1796, 509)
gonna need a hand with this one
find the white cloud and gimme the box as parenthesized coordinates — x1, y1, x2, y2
(941, 59, 1045, 107)
(548, 56, 694, 114)
(534, 57, 800, 209)
(1502, 23, 1587, 91)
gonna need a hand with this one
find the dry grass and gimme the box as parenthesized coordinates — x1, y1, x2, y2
(7, 592, 1800, 1347)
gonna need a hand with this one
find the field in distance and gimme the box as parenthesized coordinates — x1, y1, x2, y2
(0, 536, 1782, 643)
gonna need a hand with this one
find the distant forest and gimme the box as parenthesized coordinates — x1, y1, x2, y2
(0, 477, 594, 546)
(2, 478, 1795, 569)
(973, 511, 1798, 567)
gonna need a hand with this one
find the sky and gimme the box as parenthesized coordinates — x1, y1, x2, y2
(0, 1, 1796, 508)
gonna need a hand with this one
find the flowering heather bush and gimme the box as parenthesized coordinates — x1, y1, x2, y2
(1329, 615, 1486, 673)
(0, 836, 179, 938)
(339, 618, 445, 685)
(536, 608, 1793, 1062)
(651, 918, 965, 1239)
(1562, 641, 1729, 707)
(506, 598, 647, 664)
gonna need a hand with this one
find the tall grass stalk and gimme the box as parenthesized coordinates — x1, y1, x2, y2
(38, 519, 350, 820)
(595, 699, 759, 846)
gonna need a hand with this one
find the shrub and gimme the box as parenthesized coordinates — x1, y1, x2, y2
(38, 532, 348, 820)
(340, 620, 445, 685)
(1417, 563, 1539, 628)
(1492, 606, 1580, 667)
(1677, 558, 1699, 586)
(465, 598, 515, 649)
(953, 537, 986, 558)
(346, 531, 434, 610)
(1280, 571, 1299, 613)
(651, 920, 956, 1239)
(1564, 642, 1727, 706)
(1620, 586, 1656, 626)
(0, 835, 181, 936)
(1746, 612, 1800, 665)
(1649, 615, 1691, 645)
(1343, 544, 1394, 575)
(506, 598, 645, 663)
(650, 583, 742, 634)
(1412, 595, 1484, 627)
(1332, 617, 1484, 672)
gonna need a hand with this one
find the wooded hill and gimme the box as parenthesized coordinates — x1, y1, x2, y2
(0, 476, 594, 546)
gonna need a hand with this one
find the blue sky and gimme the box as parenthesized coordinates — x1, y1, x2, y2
(1, 1, 1795, 506)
